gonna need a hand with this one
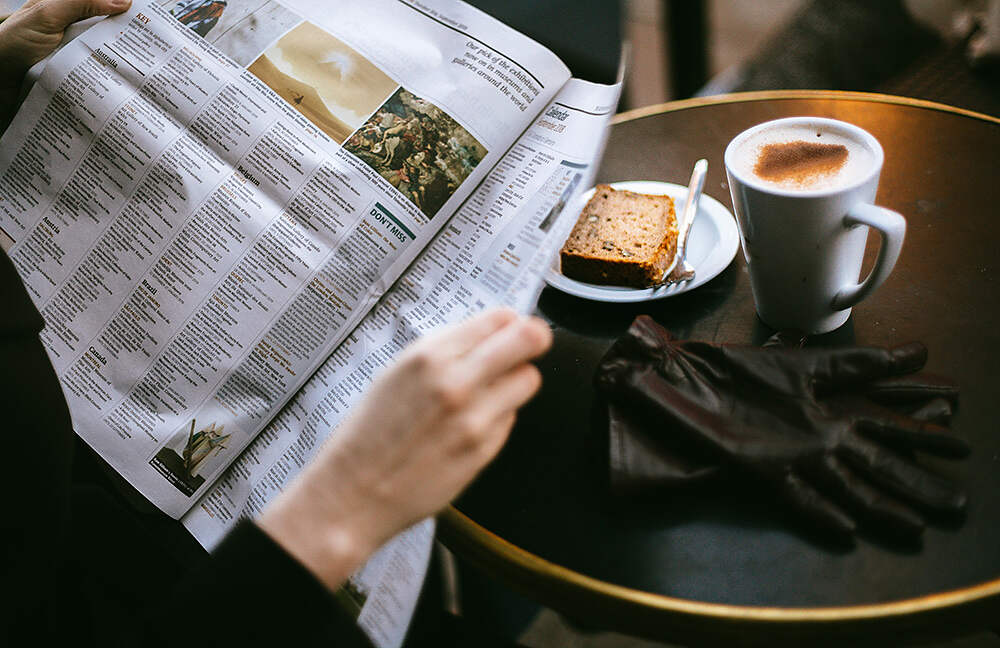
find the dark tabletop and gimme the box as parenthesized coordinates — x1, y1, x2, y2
(442, 92, 1000, 645)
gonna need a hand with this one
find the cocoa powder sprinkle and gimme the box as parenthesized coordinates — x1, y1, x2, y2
(753, 140, 849, 186)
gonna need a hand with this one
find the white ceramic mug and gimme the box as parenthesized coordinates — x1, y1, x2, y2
(723, 117, 905, 334)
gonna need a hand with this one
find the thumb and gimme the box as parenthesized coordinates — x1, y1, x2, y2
(807, 342, 927, 395)
(25, 0, 132, 34)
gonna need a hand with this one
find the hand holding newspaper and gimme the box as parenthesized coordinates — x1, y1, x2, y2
(0, 0, 622, 644)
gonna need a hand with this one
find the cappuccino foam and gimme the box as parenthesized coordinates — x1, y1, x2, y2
(732, 125, 875, 192)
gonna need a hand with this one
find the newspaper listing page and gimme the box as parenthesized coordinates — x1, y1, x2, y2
(182, 77, 622, 648)
(0, 0, 570, 516)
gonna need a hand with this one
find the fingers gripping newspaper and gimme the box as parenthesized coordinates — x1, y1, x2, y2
(0, 0, 621, 644)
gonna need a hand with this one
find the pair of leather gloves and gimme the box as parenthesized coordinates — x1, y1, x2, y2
(596, 316, 968, 542)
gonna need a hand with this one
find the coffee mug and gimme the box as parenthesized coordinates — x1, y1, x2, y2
(723, 117, 905, 334)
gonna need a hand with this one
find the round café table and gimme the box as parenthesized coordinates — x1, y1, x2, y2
(440, 91, 1000, 646)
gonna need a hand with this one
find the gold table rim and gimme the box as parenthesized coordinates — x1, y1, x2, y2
(442, 89, 1000, 630)
(441, 505, 1000, 624)
(612, 89, 1000, 125)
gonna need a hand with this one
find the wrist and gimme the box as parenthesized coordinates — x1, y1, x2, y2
(257, 473, 378, 592)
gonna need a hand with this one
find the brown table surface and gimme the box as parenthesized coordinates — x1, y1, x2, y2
(440, 91, 1000, 646)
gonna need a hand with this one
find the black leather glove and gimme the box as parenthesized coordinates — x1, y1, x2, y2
(597, 316, 968, 541)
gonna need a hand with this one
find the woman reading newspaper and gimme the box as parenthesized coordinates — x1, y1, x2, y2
(0, 2, 552, 645)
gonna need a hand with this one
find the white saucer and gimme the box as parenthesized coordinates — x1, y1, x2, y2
(544, 181, 740, 303)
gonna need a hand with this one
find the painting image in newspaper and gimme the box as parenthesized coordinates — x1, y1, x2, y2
(344, 88, 487, 218)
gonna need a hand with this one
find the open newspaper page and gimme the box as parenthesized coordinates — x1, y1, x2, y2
(0, 0, 570, 516)
(182, 77, 622, 648)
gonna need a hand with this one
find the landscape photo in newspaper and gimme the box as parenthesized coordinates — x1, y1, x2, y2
(343, 88, 487, 218)
(247, 20, 398, 143)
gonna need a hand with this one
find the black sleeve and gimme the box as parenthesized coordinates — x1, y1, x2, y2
(143, 520, 375, 648)
(1, 250, 77, 642)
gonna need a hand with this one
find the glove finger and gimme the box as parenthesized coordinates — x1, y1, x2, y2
(906, 398, 954, 424)
(865, 373, 959, 407)
(855, 409, 970, 458)
(839, 435, 967, 513)
(780, 472, 856, 540)
(810, 343, 927, 395)
(812, 455, 924, 538)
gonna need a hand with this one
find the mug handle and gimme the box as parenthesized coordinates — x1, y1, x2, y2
(831, 204, 906, 311)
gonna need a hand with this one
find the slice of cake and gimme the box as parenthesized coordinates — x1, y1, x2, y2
(559, 185, 678, 287)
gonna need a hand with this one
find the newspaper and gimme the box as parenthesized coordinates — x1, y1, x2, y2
(0, 0, 621, 645)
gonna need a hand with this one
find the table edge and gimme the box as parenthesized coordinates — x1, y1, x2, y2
(440, 507, 1000, 637)
(611, 90, 1000, 126)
